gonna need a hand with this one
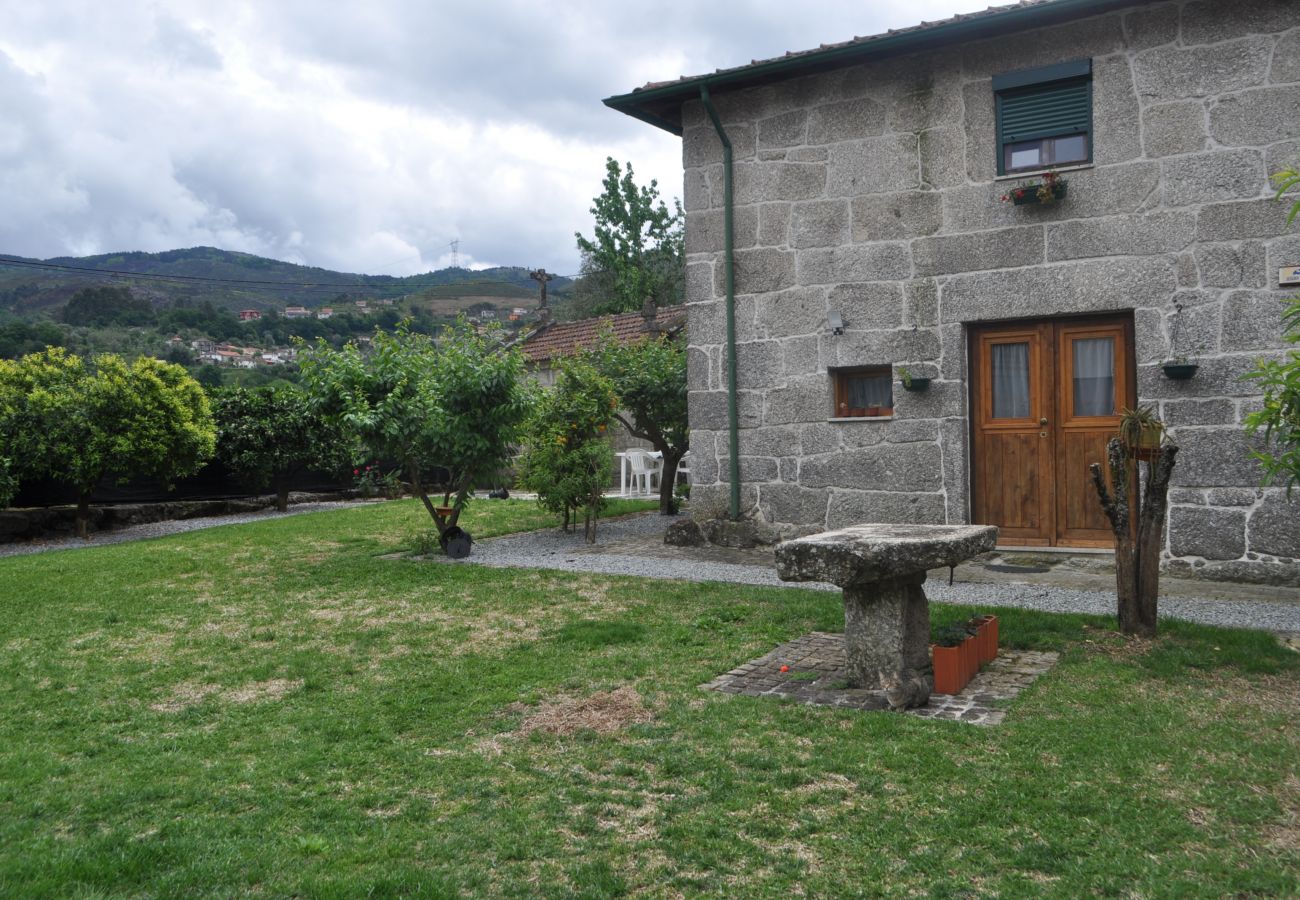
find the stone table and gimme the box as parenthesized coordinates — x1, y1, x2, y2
(775, 524, 998, 709)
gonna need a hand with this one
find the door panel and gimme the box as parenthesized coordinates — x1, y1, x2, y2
(970, 315, 1134, 548)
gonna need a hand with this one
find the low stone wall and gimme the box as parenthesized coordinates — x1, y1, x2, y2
(0, 492, 352, 543)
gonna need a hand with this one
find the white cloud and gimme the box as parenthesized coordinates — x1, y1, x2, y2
(0, 0, 990, 275)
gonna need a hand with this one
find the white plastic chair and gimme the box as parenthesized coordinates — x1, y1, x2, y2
(626, 449, 662, 495)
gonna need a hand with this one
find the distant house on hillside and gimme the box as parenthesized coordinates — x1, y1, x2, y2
(238, 309, 262, 321)
(518, 305, 685, 388)
(190, 339, 215, 354)
(283, 306, 311, 319)
(317, 307, 333, 319)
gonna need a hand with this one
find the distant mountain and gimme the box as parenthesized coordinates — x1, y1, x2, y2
(0, 246, 571, 317)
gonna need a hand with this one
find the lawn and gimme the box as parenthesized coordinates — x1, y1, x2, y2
(1, 498, 1297, 896)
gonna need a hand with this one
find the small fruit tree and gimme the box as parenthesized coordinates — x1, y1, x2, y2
(212, 386, 356, 511)
(298, 321, 531, 547)
(588, 331, 688, 515)
(518, 357, 617, 542)
(0, 348, 216, 537)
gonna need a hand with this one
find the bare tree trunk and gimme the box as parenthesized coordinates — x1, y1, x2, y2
(1090, 438, 1178, 637)
(76, 493, 91, 541)
(275, 479, 290, 512)
(407, 461, 445, 537)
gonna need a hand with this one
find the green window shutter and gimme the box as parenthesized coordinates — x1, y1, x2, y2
(998, 79, 1091, 143)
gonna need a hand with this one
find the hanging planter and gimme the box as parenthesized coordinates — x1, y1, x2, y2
(1001, 171, 1068, 206)
(1162, 362, 1199, 380)
(902, 376, 931, 392)
(1118, 406, 1166, 462)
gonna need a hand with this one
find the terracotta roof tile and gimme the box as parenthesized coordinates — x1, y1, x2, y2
(520, 307, 685, 363)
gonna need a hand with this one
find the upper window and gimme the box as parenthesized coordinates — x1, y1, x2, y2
(994, 59, 1092, 176)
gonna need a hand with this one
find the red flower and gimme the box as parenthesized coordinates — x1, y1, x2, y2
(353, 468, 359, 475)
(779, 665, 790, 673)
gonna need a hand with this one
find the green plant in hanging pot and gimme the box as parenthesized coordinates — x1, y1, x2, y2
(1118, 405, 1166, 461)
(898, 366, 931, 392)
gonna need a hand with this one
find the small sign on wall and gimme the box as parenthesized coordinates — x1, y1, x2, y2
(1281, 266, 1300, 286)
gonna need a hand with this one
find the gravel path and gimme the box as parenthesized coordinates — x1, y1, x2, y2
(0, 500, 377, 559)
(452, 513, 1300, 634)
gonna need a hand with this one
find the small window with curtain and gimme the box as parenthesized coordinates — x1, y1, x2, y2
(831, 366, 893, 418)
(994, 59, 1092, 176)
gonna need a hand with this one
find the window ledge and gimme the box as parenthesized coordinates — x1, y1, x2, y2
(995, 163, 1092, 182)
(829, 416, 893, 423)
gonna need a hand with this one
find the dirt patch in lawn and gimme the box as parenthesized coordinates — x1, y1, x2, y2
(151, 681, 222, 712)
(515, 685, 654, 737)
(225, 678, 303, 704)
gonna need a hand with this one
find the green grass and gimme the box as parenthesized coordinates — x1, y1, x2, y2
(1, 498, 1297, 896)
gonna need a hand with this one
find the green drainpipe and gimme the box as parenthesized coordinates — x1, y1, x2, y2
(699, 84, 741, 521)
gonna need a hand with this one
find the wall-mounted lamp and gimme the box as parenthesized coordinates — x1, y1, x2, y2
(828, 311, 845, 336)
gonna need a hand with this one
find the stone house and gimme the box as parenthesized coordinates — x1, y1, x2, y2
(606, 0, 1300, 583)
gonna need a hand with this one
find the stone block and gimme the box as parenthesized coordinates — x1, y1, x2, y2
(937, 324, 968, 380)
(758, 202, 791, 247)
(686, 347, 711, 392)
(689, 389, 763, 432)
(807, 96, 887, 145)
(839, 420, 889, 450)
(1169, 506, 1246, 560)
(824, 491, 949, 529)
(1140, 353, 1281, 399)
(1133, 38, 1272, 101)
(788, 147, 829, 163)
(1272, 29, 1300, 84)
(736, 456, 780, 484)
(1168, 300, 1221, 356)
(1168, 427, 1268, 487)
(1046, 211, 1195, 261)
(1162, 149, 1265, 206)
(737, 425, 802, 460)
(728, 248, 796, 295)
(800, 442, 943, 493)
(1169, 489, 1206, 505)
(1092, 54, 1142, 166)
(764, 375, 832, 425)
(1140, 101, 1208, 158)
(940, 257, 1175, 324)
(851, 191, 942, 241)
(888, 84, 962, 133)
(1247, 493, 1300, 559)
(962, 80, 996, 184)
(827, 282, 906, 330)
(685, 205, 759, 254)
(826, 135, 919, 197)
(906, 279, 939, 328)
(1266, 233, 1300, 279)
(1207, 488, 1259, 506)
(686, 263, 716, 305)
(822, 329, 939, 372)
(758, 483, 829, 526)
(1196, 198, 1291, 241)
(1194, 242, 1266, 288)
(961, 14, 1124, 79)
(914, 225, 1043, 276)
(796, 242, 912, 285)
(939, 418, 969, 524)
(736, 340, 783, 389)
(1176, 253, 1199, 288)
(780, 335, 822, 377)
(1181, 0, 1297, 46)
(920, 127, 967, 189)
(943, 163, 1161, 234)
(1266, 140, 1300, 177)
(755, 286, 827, 341)
(790, 199, 851, 249)
(1210, 85, 1300, 146)
(683, 167, 713, 213)
(733, 161, 826, 205)
(885, 419, 940, 444)
(1123, 3, 1180, 50)
(1221, 290, 1292, 351)
(800, 422, 842, 457)
(1134, 307, 1168, 364)
(1160, 399, 1235, 427)
(757, 109, 808, 149)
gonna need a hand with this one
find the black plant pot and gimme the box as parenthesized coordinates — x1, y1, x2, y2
(1162, 363, 1199, 380)
(902, 377, 931, 391)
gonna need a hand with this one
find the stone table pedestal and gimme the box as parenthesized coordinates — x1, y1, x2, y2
(775, 524, 998, 709)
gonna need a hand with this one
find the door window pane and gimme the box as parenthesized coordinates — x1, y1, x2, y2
(991, 342, 1030, 419)
(1072, 337, 1114, 417)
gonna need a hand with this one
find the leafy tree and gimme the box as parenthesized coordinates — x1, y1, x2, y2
(212, 386, 355, 511)
(518, 358, 617, 542)
(1244, 167, 1300, 494)
(587, 331, 688, 515)
(299, 321, 531, 547)
(62, 285, 155, 327)
(573, 158, 684, 317)
(0, 348, 216, 537)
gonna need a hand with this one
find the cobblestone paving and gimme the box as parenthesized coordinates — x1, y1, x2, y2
(701, 631, 1059, 726)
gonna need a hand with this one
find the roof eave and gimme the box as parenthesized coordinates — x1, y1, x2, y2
(604, 0, 1141, 135)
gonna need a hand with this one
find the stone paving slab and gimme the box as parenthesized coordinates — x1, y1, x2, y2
(701, 631, 1059, 726)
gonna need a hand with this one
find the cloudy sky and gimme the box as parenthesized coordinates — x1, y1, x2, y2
(0, 0, 991, 276)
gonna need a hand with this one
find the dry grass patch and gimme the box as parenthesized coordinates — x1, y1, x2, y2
(515, 685, 655, 738)
(224, 678, 303, 704)
(151, 681, 221, 712)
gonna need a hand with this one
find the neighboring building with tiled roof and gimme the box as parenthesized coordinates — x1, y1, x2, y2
(519, 306, 685, 368)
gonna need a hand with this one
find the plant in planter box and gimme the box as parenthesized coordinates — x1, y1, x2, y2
(1000, 170, 1068, 206)
(931, 623, 972, 695)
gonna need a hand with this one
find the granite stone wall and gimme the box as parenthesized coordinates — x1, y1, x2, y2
(679, 0, 1300, 584)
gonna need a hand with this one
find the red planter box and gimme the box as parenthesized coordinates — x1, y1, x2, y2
(932, 643, 968, 694)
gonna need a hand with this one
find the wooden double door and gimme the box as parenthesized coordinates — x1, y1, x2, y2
(969, 315, 1135, 547)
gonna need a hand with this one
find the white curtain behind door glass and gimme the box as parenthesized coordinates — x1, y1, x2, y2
(991, 342, 1030, 419)
(1072, 337, 1115, 417)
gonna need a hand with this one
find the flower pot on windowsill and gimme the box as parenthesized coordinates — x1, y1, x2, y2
(1009, 182, 1068, 206)
(1161, 362, 1199, 380)
(901, 377, 931, 392)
